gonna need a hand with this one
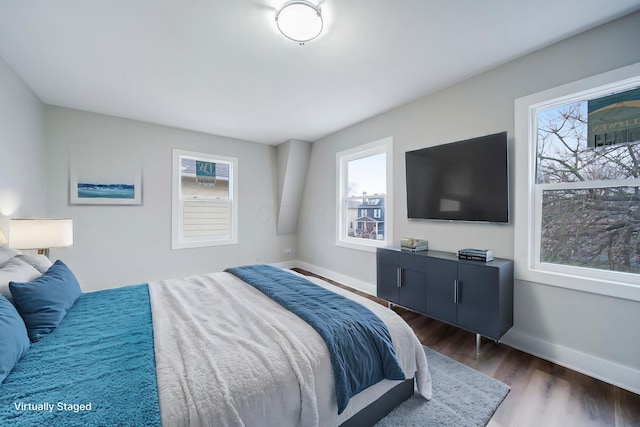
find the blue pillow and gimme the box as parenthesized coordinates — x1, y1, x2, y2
(10, 260, 82, 342)
(0, 295, 30, 383)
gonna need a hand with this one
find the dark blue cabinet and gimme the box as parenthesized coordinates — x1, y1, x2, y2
(377, 249, 427, 314)
(377, 248, 514, 344)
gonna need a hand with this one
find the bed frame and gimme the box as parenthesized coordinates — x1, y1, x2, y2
(340, 378, 415, 426)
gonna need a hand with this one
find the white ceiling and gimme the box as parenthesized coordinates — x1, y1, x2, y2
(1, 1, 640, 145)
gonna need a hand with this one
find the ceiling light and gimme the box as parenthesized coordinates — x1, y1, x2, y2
(275, 1, 323, 45)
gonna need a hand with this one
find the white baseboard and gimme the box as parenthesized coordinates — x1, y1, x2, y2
(272, 260, 376, 296)
(270, 260, 299, 270)
(273, 259, 640, 396)
(501, 328, 640, 395)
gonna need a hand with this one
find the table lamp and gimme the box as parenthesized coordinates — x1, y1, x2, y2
(9, 218, 73, 258)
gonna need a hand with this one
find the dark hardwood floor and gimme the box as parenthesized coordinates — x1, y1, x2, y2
(293, 268, 640, 427)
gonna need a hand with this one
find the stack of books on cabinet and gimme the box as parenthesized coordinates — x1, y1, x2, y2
(401, 238, 429, 252)
(457, 248, 494, 262)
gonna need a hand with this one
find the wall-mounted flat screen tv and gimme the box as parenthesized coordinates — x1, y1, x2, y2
(405, 131, 509, 223)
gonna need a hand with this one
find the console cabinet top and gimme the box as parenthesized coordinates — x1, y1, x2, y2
(377, 247, 513, 268)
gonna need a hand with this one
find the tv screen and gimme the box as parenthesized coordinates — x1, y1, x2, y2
(405, 132, 509, 223)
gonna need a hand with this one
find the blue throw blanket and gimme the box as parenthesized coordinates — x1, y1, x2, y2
(0, 284, 160, 427)
(225, 265, 405, 414)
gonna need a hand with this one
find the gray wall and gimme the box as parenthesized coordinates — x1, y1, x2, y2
(276, 139, 312, 236)
(44, 106, 296, 291)
(297, 12, 640, 392)
(0, 58, 46, 234)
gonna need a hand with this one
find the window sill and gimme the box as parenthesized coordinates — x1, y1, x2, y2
(336, 239, 387, 253)
(516, 264, 640, 302)
(171, 238, 238, 250)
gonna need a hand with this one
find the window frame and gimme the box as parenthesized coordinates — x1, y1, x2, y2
(171, 149, 238, 249)
(336, 137, 393, 252)
(514, 63, 640, 301)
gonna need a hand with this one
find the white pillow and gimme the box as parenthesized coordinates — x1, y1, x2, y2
(0, 258, 41, 303)
(17, 254, 53, 274)
(0, 245, 18, 267)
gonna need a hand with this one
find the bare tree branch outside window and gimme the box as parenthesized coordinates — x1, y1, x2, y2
(536, 99, 640, 274)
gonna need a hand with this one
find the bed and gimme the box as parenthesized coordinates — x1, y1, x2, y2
(0, 246, 431, 426)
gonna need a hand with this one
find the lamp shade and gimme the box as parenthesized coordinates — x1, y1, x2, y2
(9, 218, 73, 250)
(275, 1, 323, 44)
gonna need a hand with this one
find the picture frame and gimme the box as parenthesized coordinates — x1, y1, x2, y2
(69, 145, 142, 205)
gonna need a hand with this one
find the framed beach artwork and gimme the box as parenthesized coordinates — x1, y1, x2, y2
(69, 145, 142, 205)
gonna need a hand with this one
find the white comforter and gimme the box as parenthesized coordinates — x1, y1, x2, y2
(148, 269, 431, 427)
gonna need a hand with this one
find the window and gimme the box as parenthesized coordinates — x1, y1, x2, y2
(172, 149, 238, 249)
(336, 137, 393, 252)
(515, 64, 640, 300)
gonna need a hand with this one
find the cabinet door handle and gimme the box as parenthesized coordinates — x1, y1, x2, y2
(453, 279, 458, 303)
(396, 267, 403, 287)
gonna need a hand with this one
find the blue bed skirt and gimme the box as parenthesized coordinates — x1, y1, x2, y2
(0, 284, 160, 426)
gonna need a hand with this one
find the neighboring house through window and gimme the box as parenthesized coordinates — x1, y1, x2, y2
(336, 137, 393, 251)
(172, 149, 238, 249)
(515, 64, 640, 300)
